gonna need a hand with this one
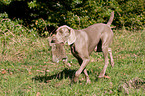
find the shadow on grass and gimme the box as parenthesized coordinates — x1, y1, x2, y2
(32, 68, 76, 83)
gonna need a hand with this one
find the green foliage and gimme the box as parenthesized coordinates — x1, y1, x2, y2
(65, 0, 144, 30)
(0, 0, 144, 36)
(0, 12, 38, 45)
(30, 0, 145, 30)
(117, 0, 145, 30)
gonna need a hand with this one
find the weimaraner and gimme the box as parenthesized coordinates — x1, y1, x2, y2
(55, 11, 114, 83)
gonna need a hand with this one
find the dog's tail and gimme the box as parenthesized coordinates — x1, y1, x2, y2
(107, 11, 114, 26)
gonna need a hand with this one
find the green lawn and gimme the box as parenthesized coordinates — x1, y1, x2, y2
(0, 29, 144, 96)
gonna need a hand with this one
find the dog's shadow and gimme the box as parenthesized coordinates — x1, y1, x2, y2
(32, 68, 76, 83)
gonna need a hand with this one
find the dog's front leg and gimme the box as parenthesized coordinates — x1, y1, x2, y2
(74, 58, 90, 82)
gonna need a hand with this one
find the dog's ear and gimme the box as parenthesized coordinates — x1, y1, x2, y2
(68, 28, 76, 45)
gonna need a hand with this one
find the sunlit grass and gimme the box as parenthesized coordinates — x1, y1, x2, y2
(0, 29, 145, 95)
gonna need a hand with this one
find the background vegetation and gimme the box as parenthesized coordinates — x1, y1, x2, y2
(0, 0, 144, 36)
(0, 0, 144, 95)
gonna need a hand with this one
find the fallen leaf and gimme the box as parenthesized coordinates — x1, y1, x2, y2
(40, 71, 44, 73)
(91, 58, 95, 62)
(1, 70, 7, 74)
(44, 65, 47, 67)
(109, 90, 113, 94)
(9, 72, 13, 75)
(104, 75, 110, 79)
(46, 70, 50, 72)
(29, 72, 32, 75)
(27, 90, 30, 93)
(36, 92, 41, 96)
(28, 86, 32, 88)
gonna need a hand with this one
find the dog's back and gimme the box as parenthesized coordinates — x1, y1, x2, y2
(81, 11, 114, 54)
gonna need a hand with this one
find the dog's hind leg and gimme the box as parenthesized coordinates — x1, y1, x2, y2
(108, 48, 114, 67)
(98, 33, 110, 78)
(98, 46, 109, 78)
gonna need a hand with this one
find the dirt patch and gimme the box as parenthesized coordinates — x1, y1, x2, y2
(118, 77, 145, 94)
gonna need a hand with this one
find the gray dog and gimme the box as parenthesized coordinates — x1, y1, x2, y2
(55, 11, 114, 83)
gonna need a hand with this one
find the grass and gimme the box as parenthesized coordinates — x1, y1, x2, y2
(0, 29, 145, 96)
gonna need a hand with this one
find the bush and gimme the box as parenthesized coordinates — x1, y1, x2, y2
(0, 12, 38, 43)
(0, 0, 144, 36)
(64, 0, 144, 30)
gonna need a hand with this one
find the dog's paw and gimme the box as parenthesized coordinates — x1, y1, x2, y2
(111, 62, 114, 67)
(98, 75, 104, 78)
(73, 76, 79, 82)
(86, 79, 91, 84)
(98, 75, 110, 79)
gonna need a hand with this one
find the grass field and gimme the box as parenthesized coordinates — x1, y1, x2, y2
(0, 29, 145, 96)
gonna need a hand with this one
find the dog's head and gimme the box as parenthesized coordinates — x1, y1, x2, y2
(56, 25, 76, 45)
